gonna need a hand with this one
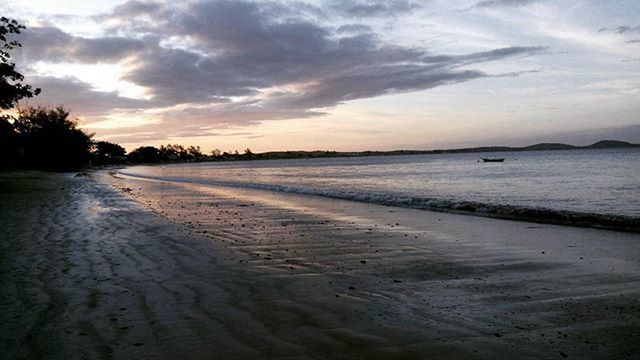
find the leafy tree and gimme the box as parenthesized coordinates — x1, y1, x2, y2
(0, 17, 41, 168)
(159, 144, 180, 160)
(186, 145, 202, 158)
(12, 106, 94, 170)
(242, 147, 255, 159)
(128, 146, 160, 163)
(159, 144, 197, 161)
(1, 17, 40, 110)
(92, 140, 126, 165)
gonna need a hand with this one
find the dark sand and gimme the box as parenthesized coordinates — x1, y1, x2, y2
(1, 171, 639, 359)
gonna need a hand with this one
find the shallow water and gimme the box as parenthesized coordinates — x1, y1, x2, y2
(119, 148, 640, 228)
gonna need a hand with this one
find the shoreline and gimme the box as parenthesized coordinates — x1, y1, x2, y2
(115, 170, 640, 233)
(2, 171, 640, 359)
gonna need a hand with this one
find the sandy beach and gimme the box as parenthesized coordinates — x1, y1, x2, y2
(1, 171, 639, 359)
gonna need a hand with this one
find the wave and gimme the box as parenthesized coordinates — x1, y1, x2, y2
(116, 170, 640, 233)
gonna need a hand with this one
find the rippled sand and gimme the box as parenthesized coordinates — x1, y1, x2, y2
(1, 171, 639, 359)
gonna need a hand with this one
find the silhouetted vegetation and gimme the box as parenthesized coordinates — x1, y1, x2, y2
(0, 18, 93, 171)
(1, 17, 40, 109)
(1, 106, 94, 170)
(126, 144, 207, 164)
(127, 146, 161, 164)
(92, 141, 126, 166)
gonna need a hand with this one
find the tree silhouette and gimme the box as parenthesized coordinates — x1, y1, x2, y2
(0, 17, 43, 168)
(1, 17, 40, 109)
(12, 106, 94, 170)
(92, 140, 126, 165)
(128, 146, 160, 163)
(186, 145, 202, 158)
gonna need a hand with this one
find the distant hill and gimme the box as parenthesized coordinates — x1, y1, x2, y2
(411, 139, 640, 154)
(581, 140, 640, 149)
(521, 143, 577, 151)
(247, 139, 640, 161)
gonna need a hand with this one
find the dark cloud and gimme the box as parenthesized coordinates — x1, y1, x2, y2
(472, 0, 540, 9)
(17, 26, 145, 63)
(268, 69, 486, 110)
(595, 25, 640, 45)
(615, 25, 640, 34)
(336, 24, 373, 34)
(329, 0, 420, 17)
(15, 0, 545, 141)
(27, 76, 153, 116)
(598, 25, 640, 34)
(123, 46, 249, 104)
(461, 46, 545, 62)
(122, 0, 543, 112)
(108, 0, 163, 18)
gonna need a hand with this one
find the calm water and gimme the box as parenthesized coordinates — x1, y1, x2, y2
(120, 148, 640, 224)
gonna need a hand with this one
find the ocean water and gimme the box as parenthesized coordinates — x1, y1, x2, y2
(118, 148, 640, 230)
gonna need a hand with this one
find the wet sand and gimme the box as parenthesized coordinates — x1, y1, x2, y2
(1, 171, 639, 359)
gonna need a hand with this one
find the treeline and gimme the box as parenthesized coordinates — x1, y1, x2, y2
(127, 145, 254, 163)
(126, 147, 345, 163)
(0, 105, 265, 170)
(2, 103, 345, 170)
(0, 106, 123, 170)
(1, 107, 89, 170)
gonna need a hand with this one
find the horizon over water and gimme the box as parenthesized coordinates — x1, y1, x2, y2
(118, 148, 640, 231)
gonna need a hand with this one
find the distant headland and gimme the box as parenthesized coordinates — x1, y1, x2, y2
(243, 140, 640, 161)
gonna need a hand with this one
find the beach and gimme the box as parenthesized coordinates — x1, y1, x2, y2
(1, 171, 639, 359)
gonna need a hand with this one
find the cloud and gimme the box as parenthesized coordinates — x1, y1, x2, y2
(590, 25, 640, 49)
(118, 1, 542, 111)
(16, 26, 146, 63)
(329, 0, 420, 17)
(268, 46, 544, 110)
(26, 76, 153, 116)
(107, 0, 163, 18)
(594, 25, 640, 35)
(336, 24, 373, 34)
(13, 0, 545, 142)
(616, 25, 640, 34)
(472, 0, 540, 9)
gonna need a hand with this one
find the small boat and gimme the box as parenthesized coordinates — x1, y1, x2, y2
(481, 158, 505, 162)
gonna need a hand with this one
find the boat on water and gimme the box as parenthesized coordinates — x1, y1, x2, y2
(481, 158, 505, 162)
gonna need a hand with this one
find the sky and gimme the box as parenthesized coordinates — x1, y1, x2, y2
(2, 0, 639, 152)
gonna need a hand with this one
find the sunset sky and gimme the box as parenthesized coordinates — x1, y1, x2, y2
(2, 0, 639, 152)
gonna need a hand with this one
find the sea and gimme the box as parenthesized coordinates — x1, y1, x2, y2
(118, 148, 640, 231)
